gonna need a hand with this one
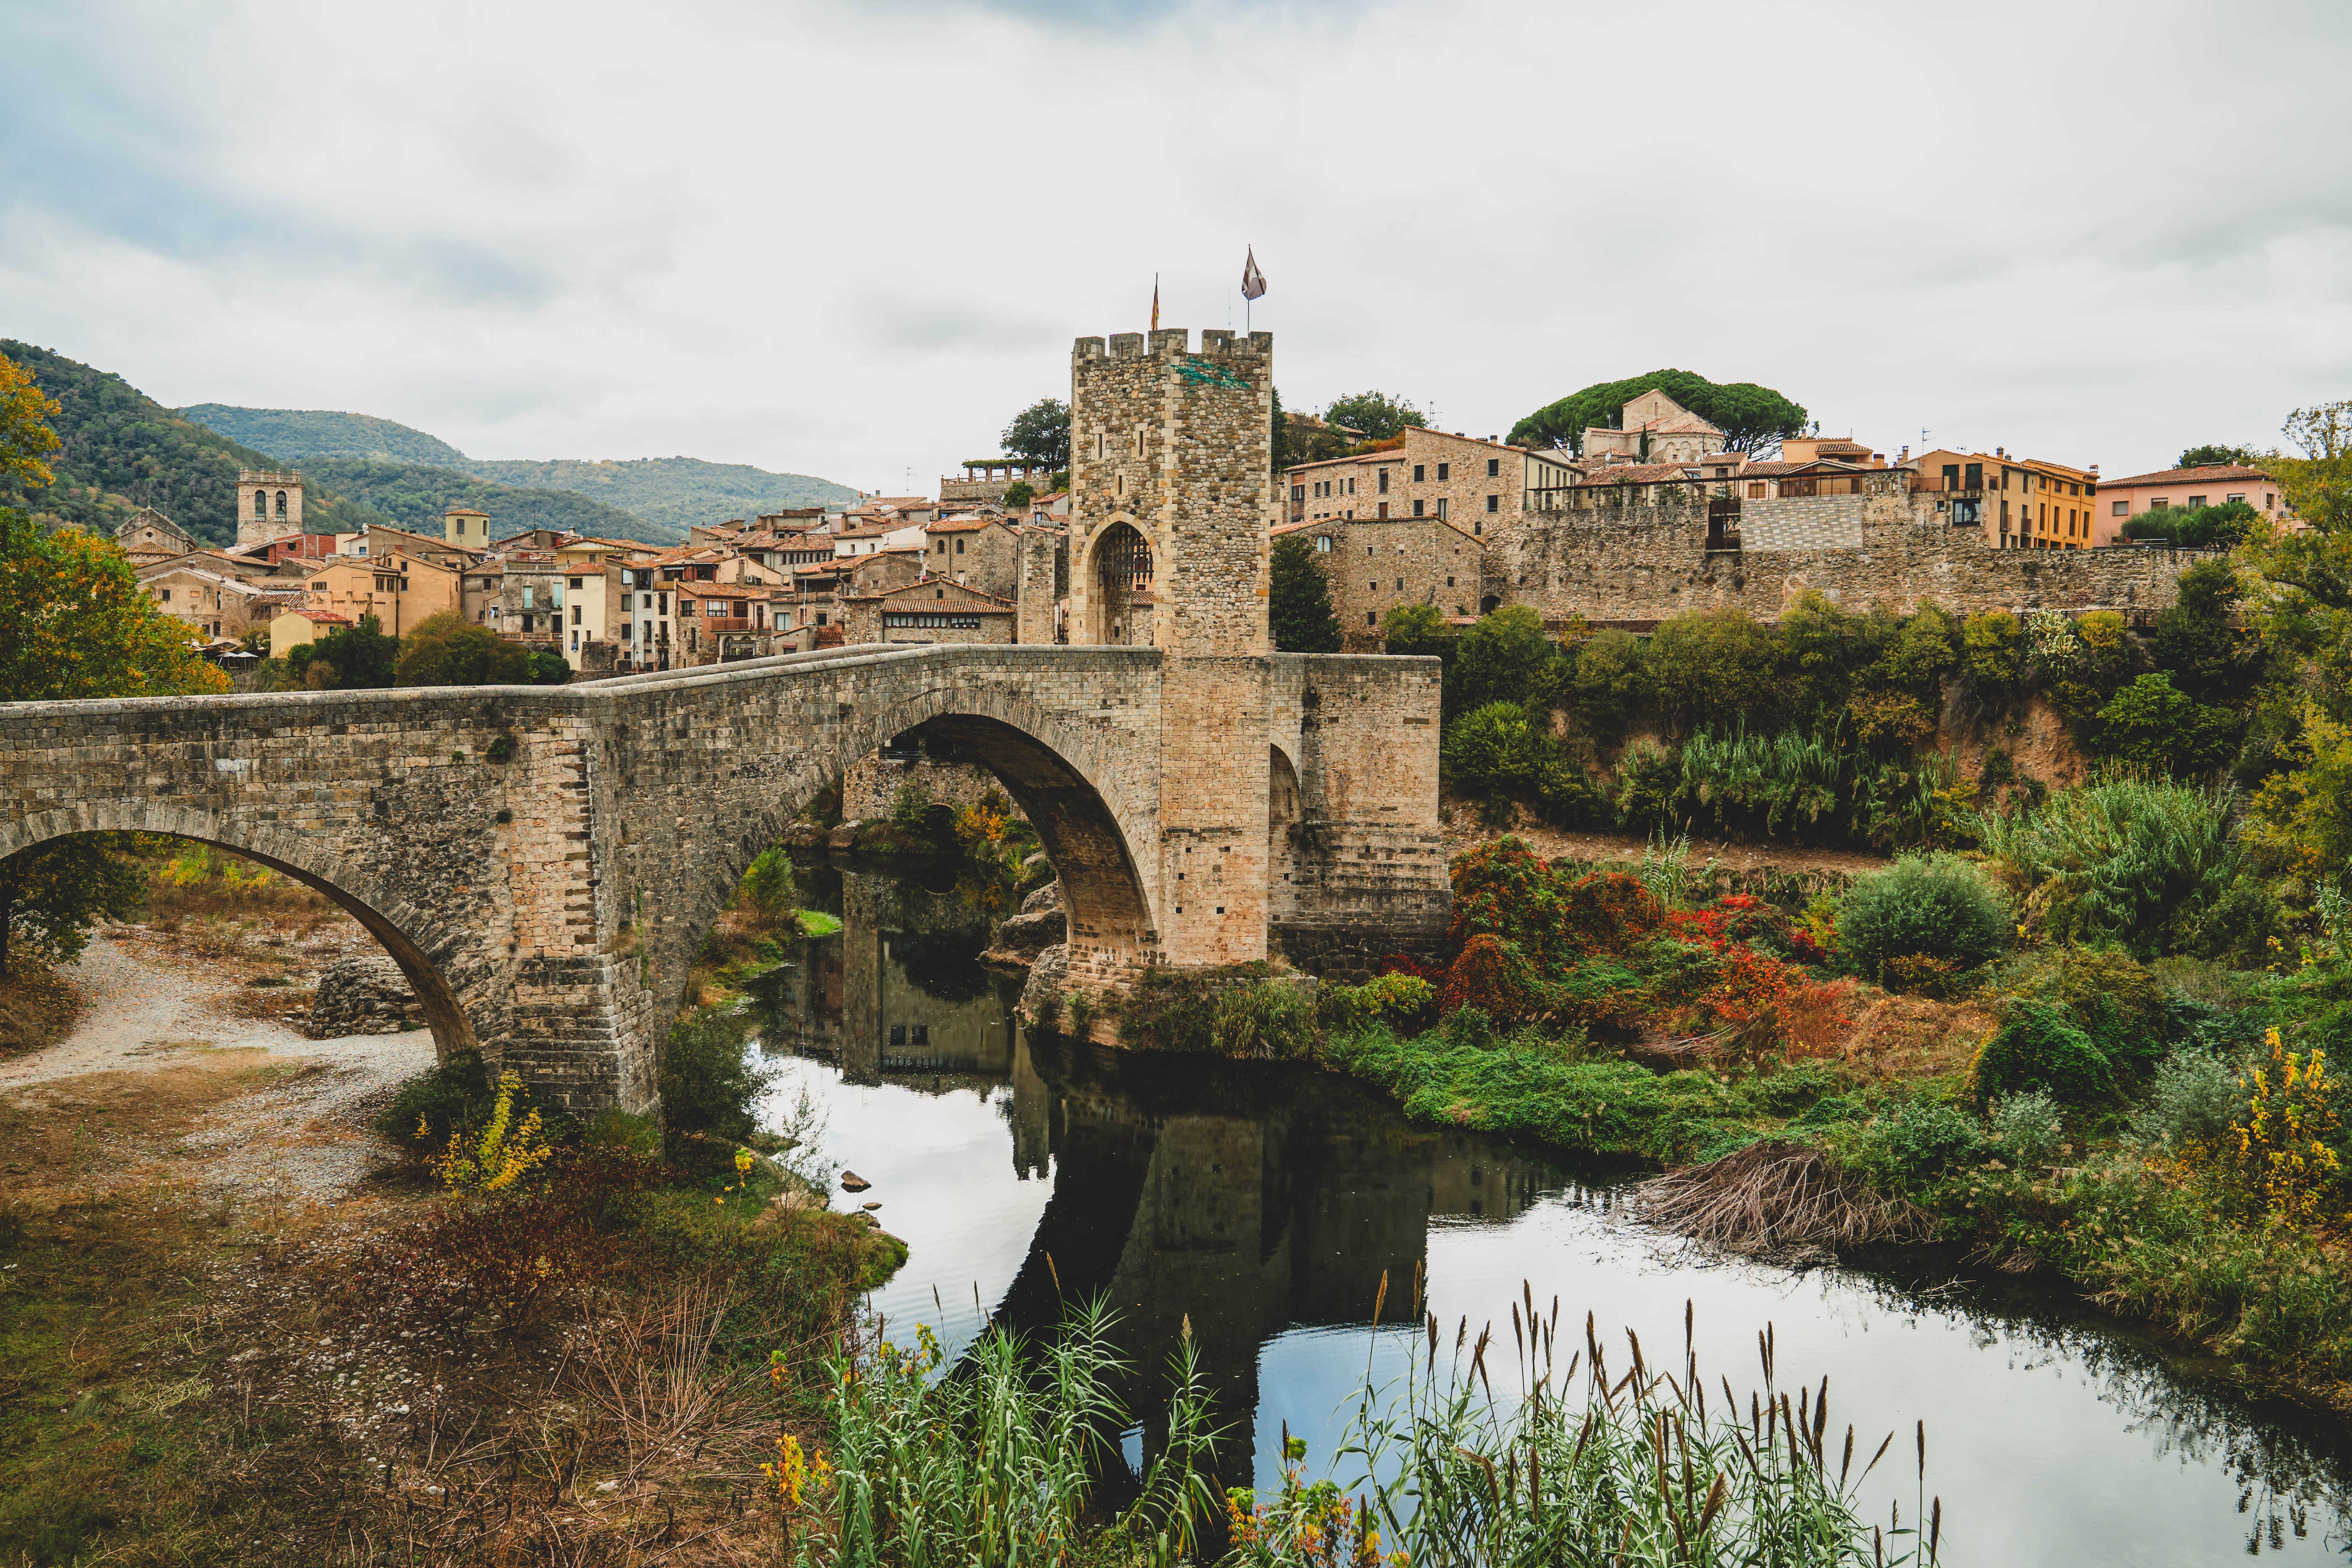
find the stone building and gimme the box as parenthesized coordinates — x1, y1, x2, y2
(920, 514, 1023, 598)
(840, 578, 1017, 646)
(235, 470, 302, 549)
(114, 506, 200, 556)
(941, 459, 1059, 507)
(136, 562, 302, 642)
(1276, 514, 1490, 646)
(296, 550, 459, 637)
(1581, 389, 1724, 465)
(441, 506, 492, 547)
(1498, 464, 2203, 626)
(1287, 428, 1578, 543)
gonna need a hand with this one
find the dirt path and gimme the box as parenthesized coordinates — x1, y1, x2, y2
(1439, 816, 1893, 877)
(0, 932, 435, 1204)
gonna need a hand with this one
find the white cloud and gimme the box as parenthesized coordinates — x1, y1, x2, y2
(3, 0, 2347, 493)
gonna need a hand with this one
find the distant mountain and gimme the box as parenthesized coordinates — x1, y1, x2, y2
(0, 342, 387, 546)
(298, 458, 670, 546)
(178, 406, 862, 541)
(178, 405, 467, 467)
(463, 457, 861, 537)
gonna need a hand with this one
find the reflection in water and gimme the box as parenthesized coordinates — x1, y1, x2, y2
(755, 864, 2352, 1567)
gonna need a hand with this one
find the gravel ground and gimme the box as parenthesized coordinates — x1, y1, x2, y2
(3, 931, 437, 1203)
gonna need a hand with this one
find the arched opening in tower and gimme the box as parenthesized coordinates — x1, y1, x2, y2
(1089, 523, 1152, 646)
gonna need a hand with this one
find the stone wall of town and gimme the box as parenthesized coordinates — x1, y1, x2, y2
(1501, 478, 2201, 622)
(1295, 517, 1487, 650)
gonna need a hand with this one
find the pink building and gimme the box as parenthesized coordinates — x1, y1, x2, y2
(2097, 463, 2285, 538)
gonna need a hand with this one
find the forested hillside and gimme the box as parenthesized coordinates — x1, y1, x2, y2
(0, 342, 385, 545)
(298, 458, 667, 544)
(177, 405, 466, 466)
(462, 456, 859, 535)
(179, 406, 861, 538)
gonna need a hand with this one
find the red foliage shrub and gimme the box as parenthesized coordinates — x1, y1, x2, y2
(1439, 934, 1548, 1026)
(1558, 871, 1665, 955)
(1448, 838, 1571, 964)
(1777, 977, 1861, 1058)
(1378, 953, 1444, 984)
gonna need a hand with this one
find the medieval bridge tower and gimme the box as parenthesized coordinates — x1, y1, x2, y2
(1066, 327, 1277, 969)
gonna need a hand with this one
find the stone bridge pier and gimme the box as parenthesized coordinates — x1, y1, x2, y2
(0, 326, 1450, 1113)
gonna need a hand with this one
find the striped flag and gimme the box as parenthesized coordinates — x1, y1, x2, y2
(1241, 247, 1267, 301)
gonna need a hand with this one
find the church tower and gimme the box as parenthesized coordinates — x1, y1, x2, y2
(236, 470, 304, 549)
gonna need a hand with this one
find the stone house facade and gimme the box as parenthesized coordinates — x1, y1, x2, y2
(1277, 514, 1490, 647)
(920, 515, 1023, 598)
(1287, 428, 1577, 545)
(1582, 388, 1723, 465)
(137, 562, 302, 642)
(840, 579, 1017, 646)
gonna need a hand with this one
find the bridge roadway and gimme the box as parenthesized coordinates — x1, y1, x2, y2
(0, 642, 1447, 1112)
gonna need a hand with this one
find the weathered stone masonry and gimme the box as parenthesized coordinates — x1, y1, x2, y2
(3, 326, 1450, 1112)
(2, 645, 1446, 1113)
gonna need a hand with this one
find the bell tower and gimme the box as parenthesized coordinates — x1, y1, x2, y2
(237, 470, 304, 549)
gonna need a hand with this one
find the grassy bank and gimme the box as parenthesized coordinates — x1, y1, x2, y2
(1093, 831, 2352, 1405)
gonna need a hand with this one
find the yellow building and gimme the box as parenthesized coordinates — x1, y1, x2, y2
(296, 550, 460, 636)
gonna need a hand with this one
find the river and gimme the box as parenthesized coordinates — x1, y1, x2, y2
(750, 861, 2352, 1565)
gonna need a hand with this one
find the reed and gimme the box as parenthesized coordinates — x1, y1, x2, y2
(1970, 777, 2240, 954)
(1275, 1293, 1938, 1568)
(796, 1298, 1224, 1568)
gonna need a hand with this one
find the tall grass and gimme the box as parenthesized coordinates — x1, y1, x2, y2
(1665, 726, 1959, 850)
(802, 1298, 1932, 1567)
(1315, 1297, 1937, 1567)
(1971, 778, 2240, 954)
(798, 1298, 1223, 1567)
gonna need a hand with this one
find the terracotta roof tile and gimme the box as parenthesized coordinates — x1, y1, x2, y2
(2099, 462, 2274, 488)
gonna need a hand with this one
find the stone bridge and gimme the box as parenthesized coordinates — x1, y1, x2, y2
(0, 642, 1447, 1112)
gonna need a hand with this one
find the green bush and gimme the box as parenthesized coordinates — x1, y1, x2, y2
(1988, 1090, 2063, 1167)
(1861, 1098, 1982, 1184)
(2130, 1051, 2241, 1152)
(658, 1010, 775, 1173)
(1971, 1001, 2113, 1106)
(1453, 605, 1561, 712)
(1974, 778, 2241, 956)
(1566, 628, 1649, 740)
(1320, 972, 1436, 1035)
(374, 1048, 494, 1147)
(1837, 852, 2010, 979)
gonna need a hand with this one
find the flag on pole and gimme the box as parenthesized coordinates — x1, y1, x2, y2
(1240, 247, 1267, 301)
(1150, 274, 1160, 332)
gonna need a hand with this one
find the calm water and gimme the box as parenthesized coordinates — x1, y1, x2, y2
(752, 862, 2352, 1565)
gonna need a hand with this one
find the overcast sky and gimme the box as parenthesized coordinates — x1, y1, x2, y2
(5, 0, 2348, 491)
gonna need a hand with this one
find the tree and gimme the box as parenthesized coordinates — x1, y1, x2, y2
(2095, 673, 2239, 777)
(2178, 443, 2267, 468)
(1508, 370, 1808, 456)
(287, 614, 400, 690)
(1323, 391, 1426, 444)
(1645, 607, 1783, 732)
(0, 353, 62, 491)
(1003, 480, 1034, 509)
(1567, 628, 1649, 740)
(2121, 499, 2259, 549)
(1453, 605, 1559, 712)
(0, 509, 228, 977)
(391, 611, 528, 686)
(1001, 398, 1071, 472)
(527, 651, 572, 685)
(1269, 533, 1342, 653)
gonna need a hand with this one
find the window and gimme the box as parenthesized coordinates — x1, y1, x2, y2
(1437, 462, 1450, 481)
(1376, 502, 1389, 519)
(1446, 576, 1454, 588)
(2188, 495, 2207, 509)
(274, 490, 287, 519)
(569, 577, 583, 590)
(2226, 493, 2246, 504)
(1436, 498, 1448, 521)
(1314, 535, 1331, 552)
(1292, 484, 1305, 503)
(955, 538, 965, 554)
(2112, 501, 2128, 517)
(1412, 464, 1425, 482)
(572, 605, 581, 625)
(1366, 612, 1376, 626)
(1395, 578, 1404, 590)
(1486, 494, 1499, 513)
(1413, 499, 1425, 517)
(253, 491, 267, 518)
(883, 612, 984, 629)
(1748, 482, 1766, 499)
(2149, 499, 2168, 510)
(935, 539, 947, 553)
(1486, 457, 1500, 478)
(1377, 469, 1390, 494)
(2266, 493, 2277, 509)
(523, 586, 534, 608)
(159, 587, 171, 602)
(1368, 580, 1378, 591)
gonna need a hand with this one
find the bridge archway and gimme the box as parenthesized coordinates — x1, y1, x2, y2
(1082, 520, 1154, 647)
(0, 805, 478, 1059)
